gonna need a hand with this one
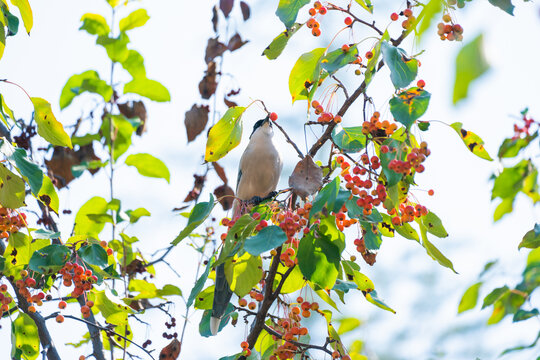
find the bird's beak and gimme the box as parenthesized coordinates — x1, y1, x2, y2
(263, 116, 271, 126)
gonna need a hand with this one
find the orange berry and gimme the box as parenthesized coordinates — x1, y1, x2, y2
(428, 189, 434, 196)
(390, 12, 399, 21)
(403, 8, 413, 17)
(20, 270, 28, 277)
(308, 8, 316, 16)
(341, 44, 350, 52)
(313, 1, 322, 9)
(312, 28, 321, 37)
(79, 356, 86, 360)
(365, 51, 373, 60)
(56, 314, 64, 323)
(442, 14, 451, 23)
(344, 17, 352, 26)
(106, 248, 113, 256)
(28, 305, 36, 313)
(248, 302, 256, 310)
(239, 298, 247, 307)
(86, 300, 94, 308)
(417, 79, 426, 88)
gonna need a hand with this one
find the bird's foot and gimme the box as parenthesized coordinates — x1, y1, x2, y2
(248, 195, 263, 205)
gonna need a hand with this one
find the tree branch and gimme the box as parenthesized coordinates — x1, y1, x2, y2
(77, 295, 106, 360)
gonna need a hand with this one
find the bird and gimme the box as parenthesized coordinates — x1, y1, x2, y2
(210, 116, 283, 336)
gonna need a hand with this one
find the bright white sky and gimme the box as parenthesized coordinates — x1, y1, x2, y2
(1, 0, 539, 359)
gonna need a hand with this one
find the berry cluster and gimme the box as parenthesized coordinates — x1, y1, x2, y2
(387, 142, 430, 175)
(437, 14, 463, 41)
(311, 100, 342, 124)
(0, 207, 26, 239)
(58, 261, 98, 299)
(0, 283, 14, 316)
(276, 210, 308, 245)
(361, 111, 398, 138)
(238, 289, 264, 311)
(162, 317, 178, 340)
(13, 124, 36, 150)
(389, 202, 429, 226)
(391, 8, 416, 30)
(306, 1, 327, 37)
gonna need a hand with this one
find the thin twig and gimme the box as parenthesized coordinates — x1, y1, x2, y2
(273, 121, 304, 159)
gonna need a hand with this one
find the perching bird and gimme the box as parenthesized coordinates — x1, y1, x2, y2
(210, 116, 283, 336)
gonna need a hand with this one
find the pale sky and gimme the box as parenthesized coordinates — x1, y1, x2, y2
(0, 0, 539, 359)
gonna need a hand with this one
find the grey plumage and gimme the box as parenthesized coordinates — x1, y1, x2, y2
(210, 117, 282, 336)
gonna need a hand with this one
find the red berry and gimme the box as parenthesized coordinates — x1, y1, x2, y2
(390, 12, 399, 21)
(403, 8, 413, 17)
(56, 314, 65, 323)
(428, 189, 434, 196)
(319, 6, 327, 15)
(341, 44, 350, 52)
(344, 17, 352, 26)
(365, 51, 373, 60)
(106, 248, 113, 256)
(269, 112, 278, 121)
(417, 79, 426, 88)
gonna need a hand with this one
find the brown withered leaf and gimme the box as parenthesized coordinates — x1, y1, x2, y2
(240, 1, 250, 20)
(228, 33, 248, 51)
(183, 174, 206, 202)
(199, 61, 218, 99)
(118, 100, 147, 135)
(224, 97, 237, 108)
(77, 144, 101, 175)
(160, 339, 181, 360)
(362, 251, 377, 266)
(45, 147, 79, 188)
(214, 184, 235, 210)
(212, 162, 228, 184)
(220, 0, 234, 18)
(205, 37, 228, 64)
(212, 5, 218, 32)
(184, 104, 209, 142)
(288, 155, 322, 198)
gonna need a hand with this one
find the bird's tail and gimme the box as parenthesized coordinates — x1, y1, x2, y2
(210, 263, 233, 336)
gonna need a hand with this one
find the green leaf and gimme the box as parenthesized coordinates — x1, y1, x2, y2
(321, 45, 359, 75)
(354, 0, 373, 13)
(119, 8, 149, 32)
(194, 286, 214, 310)
(90, 290, 132, 326)
(126, 207, 151, 223)
(97, 33, 130, 62)
(449, 122, 492, 161)
(125, 153, 170, 182)
(60, 70, 113, 109)
(331, 125, 366, 153)
(394, 222, 419, 241)
(498, 133, 537, 158)
(32, 229, 61, 240)
(187, 255, 214, 308)
(3, 233, 48, 278)
(381, 41, 418, 89)
(172, 194, 215, 245)
(78, 244, 108, 267)
(319, 215, 346, 252)
(419, 223, 457, 273)
(80, 13, 110, 36)
(379, 138, 405, 187)
(415, 0, 443, 43)
(263, 23, 302, 60)
(0, 255, 5, 272)
(297, 230, 342, 290)
(519, 225, 540, 249)
(488, 0, 515, 15)
(199, 303, 234, 337)
(11, 313, 39, 360)
(513, 308, 539, 322)
(273, 262, 305, 294)
(204, 106, 246, 162)
(39, 176, 60, 212)
(389, 87, 431, 129)
(458, 282, 482, 313)
(365, 290, 395, 313)
(74, 196, 109, 237)
(5, 10, 19, 36)
(28, 244, 70, 274)
(275, 0, 310, 28)
(310, 177, 340, 218)
(361, 221, 382, 250)
(453, 34, 489, 104)
(500, 330, 540, 356)
(244, 225, 288, 256)
(482, 286, 509, 309)
(289, 48, 325, 103)
(0, 163, 25, 208)
(123, 77, 170, 102)
(10, 0, 32, 34)
(337, 317, 361, 335)
(0, 26, 4, 61)
(106, 0, 121, 7)
(101, 114, 136, 161)
(31, 97, 72, 148)
(0, 139, 43, 195)
(364, 31, 389, 86)
(224, 252, 263, 297)
(421, 212, 448, 238)
(121, 49, 146, 79)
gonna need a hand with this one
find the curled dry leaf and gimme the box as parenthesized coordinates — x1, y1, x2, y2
(199, 61, 218, 99)
(45, 143, 102, 188)
(160, 339, 181, 360)
(184, 104, 209, 142)
(118, 100, 147, 135)
(214, 184, 235, 210)
(228, 33, 248, 51)
(288, 155, 323, 198)
(361, 250, 377, 266)
(183, 174, 206, 203)
(212, 162, 228, 184)
(220, 0, 234, 18)
(240, 1, 250, 20)
(224, 97, 237, 108)
(205, 37, 228, 64)
(212, 5, 218, 32)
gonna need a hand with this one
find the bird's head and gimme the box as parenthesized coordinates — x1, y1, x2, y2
(250, 116, 273, 139)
